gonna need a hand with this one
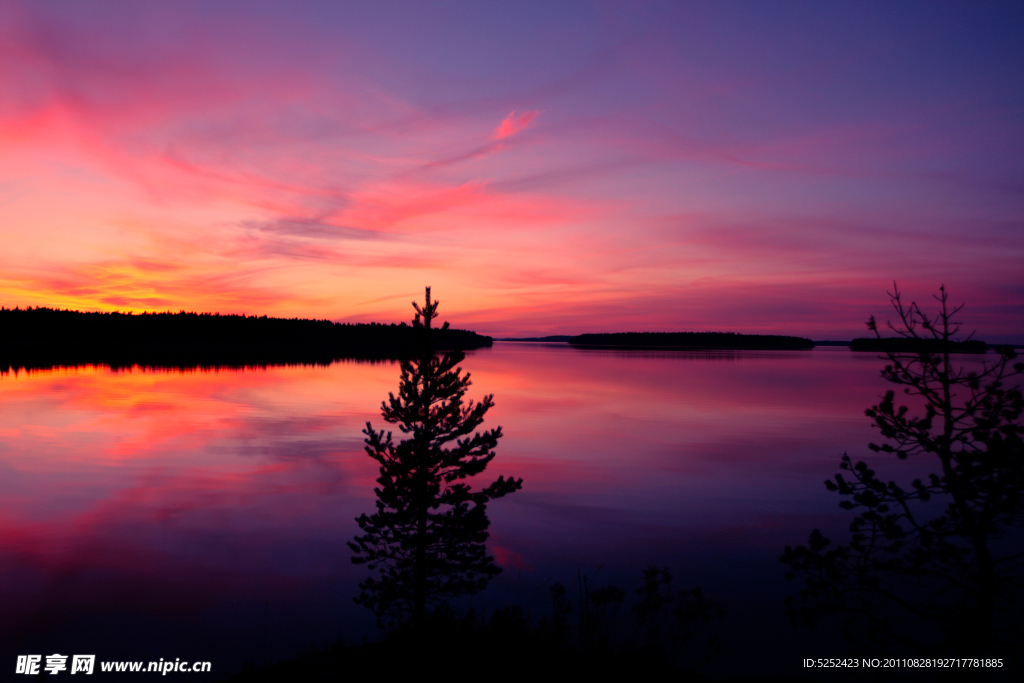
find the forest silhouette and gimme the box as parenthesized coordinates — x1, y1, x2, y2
(0, 306, 490, 372)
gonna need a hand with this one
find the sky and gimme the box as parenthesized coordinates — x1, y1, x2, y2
(1, 0, 1022, 341)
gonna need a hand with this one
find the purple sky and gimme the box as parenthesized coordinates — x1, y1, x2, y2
(1, 0, 1022, 340)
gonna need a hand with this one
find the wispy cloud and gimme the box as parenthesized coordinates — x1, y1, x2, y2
(242, 217, 388, 241)
(422, 141, 505, 169)
(492, 110, 540, 140)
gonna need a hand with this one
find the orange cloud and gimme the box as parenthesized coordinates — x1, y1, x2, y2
(492, 110, 540, 140)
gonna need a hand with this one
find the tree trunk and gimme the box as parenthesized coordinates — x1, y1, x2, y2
(413, 508, 427, 634)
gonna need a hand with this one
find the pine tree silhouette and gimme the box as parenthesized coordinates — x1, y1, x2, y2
(349, 288, 522, 631)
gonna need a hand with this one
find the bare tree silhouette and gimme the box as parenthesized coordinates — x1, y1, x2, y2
(783, 285, 1024, 657)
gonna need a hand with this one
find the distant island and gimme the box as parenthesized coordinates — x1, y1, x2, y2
(568, 332, 814, 350)
(495, 335, 574, 342)
(849, 337, 988, 353)
(0, 307, 491, 371)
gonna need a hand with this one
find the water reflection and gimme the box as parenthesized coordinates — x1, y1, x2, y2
(0, 362, 387, 669)
(0, 345, 897, 675)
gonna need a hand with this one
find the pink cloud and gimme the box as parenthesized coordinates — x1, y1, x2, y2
(492, 110, 540, 140)
(1, 7, 1020, 343)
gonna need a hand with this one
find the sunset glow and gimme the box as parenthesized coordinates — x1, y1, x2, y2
(2, 1, 1022, 340)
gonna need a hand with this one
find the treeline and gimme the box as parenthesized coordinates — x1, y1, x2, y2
(0, 307, 491, 371)
(569, 331, 814, 350)
(849, 337, 989, 353)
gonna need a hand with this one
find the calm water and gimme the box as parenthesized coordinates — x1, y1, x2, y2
(0, 344, 960, 677)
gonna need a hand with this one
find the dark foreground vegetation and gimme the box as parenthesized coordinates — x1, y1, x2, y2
(0, 306, 491, 371)
(226, 568, 729, 682)
(569, 332, 814, 350)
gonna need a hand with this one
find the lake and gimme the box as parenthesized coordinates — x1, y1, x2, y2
(0, 343, 984, 677)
